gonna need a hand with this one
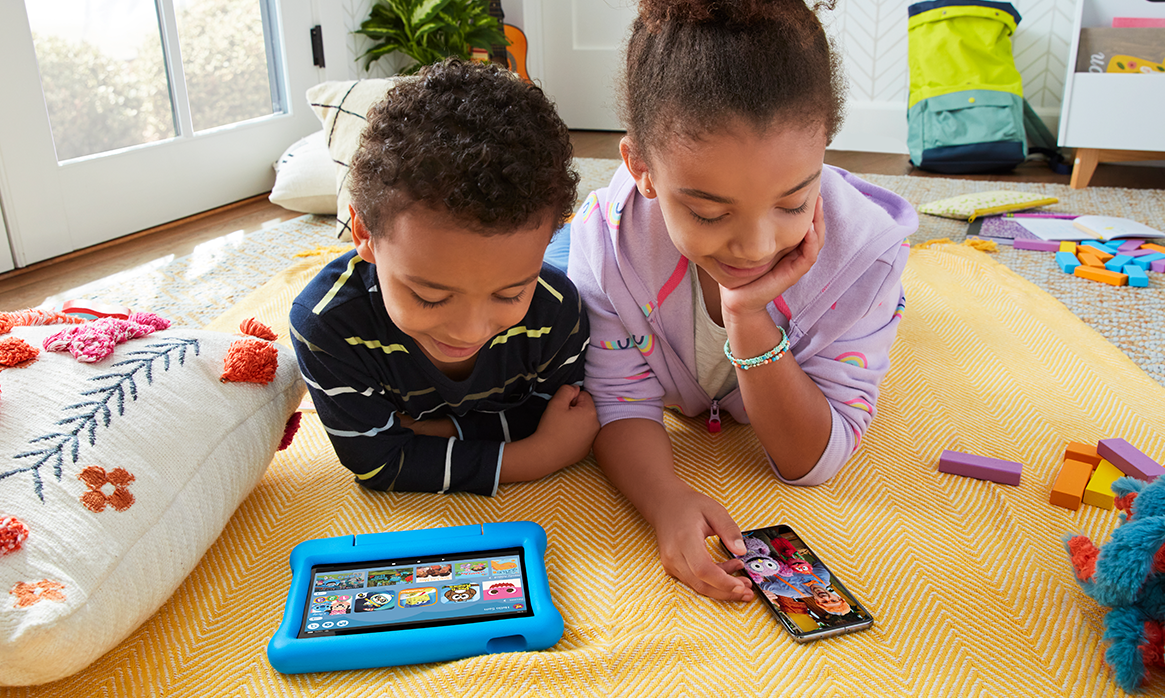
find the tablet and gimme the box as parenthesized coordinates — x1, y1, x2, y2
(267, 521, 563, 673)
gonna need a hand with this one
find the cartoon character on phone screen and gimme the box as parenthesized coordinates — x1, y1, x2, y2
(741, 536, 850, 618)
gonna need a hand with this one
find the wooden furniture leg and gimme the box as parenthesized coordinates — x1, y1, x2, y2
(1070, 148, 1100, 189)
(1070, 148, 1165, 189)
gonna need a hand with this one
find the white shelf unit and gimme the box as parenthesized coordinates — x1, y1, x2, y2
(1058, 0, 1165, 187)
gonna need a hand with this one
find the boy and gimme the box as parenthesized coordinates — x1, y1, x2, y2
(290, 59, 597, 496)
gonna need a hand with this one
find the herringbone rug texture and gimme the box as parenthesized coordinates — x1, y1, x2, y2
(6, 241, 1162, 697)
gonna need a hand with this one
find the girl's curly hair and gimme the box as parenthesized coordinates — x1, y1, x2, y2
(622, 0, 846, 161)
(350, 58, 579, 237)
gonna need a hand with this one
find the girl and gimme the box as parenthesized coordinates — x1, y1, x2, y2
(568, 0, 918, 602)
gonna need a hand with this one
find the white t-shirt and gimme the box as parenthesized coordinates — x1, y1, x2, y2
(691, 261, 738, 400)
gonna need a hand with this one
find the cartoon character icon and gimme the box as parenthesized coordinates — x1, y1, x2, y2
(328, 598, 352, 615)
(398, 587, 438, 608)
(484, 580, 523, 600)
(441, 584, 479, 603)
(490, 559, 518, 573)
(740, 537, 793, 585)
(354, 591, 395, 612)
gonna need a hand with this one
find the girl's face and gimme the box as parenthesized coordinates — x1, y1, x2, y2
(623, 122, 827, 290)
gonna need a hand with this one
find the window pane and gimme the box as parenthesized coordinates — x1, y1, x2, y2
(25, 0, 176, 162)
(175, 0, 277, 132)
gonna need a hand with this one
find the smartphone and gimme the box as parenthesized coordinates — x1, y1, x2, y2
(726, 524, 873, 642)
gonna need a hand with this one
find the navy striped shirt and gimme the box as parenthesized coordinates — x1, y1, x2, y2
(290, 250, 588, 496)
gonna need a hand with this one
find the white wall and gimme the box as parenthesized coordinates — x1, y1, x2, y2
(333, 0, 1074, 154)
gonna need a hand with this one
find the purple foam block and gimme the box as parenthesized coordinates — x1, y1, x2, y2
(1153, 259, 1165, 273)
(937, 450, 1023, 486)
(1126, 249, 1156, 258)
(1097, 438, 1165, 480)
(1118, 239, 1146, 253)
(1013, 239, 1062, 252)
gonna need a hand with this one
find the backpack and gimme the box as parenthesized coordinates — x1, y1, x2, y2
(906, 0, 1067, 174)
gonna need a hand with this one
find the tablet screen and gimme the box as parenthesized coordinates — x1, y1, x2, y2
(297, 547, 535, 638)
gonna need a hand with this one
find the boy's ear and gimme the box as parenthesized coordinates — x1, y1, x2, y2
(619, 136, 656, 199)
(350, 205, 377, 264)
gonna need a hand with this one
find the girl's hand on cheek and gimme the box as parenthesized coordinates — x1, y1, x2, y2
(720, 196, 825, 321)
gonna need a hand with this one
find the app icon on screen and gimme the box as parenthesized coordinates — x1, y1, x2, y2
(483, 579, 523, 600)
(398, 587, 439, 608)
(415, 564, 453, 583)
(490, 558, 518, 574)
(455, 561, 489, 577)
(313, 571, 365, 592)
(354, 591, 395, 612)
(368, 567, 414, 586)
(440, 583, 480, 603)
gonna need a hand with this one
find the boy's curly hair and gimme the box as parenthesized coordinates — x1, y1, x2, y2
(350, 59, 579, 238)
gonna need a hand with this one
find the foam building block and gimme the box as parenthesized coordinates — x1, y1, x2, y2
(1143, 243, 1165, 255)
(938, 450, 1022, 486)
(1083, 460, 1124, 509)
(1117, 239, 1145, 253)
(1125, 265, 1149, 288)
(1060, 241, 1077, 254)
(1075, 266, 1128, 286)
(1055, 252, 1081, 274)
(1081, 241, 1118, 259)
(1077, 251, 1106, 269)
(1154, 259, 1165, 274)
(1065, 441, 1103, 467)
(1014, 239, 1061, 252)
(1051, 458, 1098, 510)
(1132, 252, 1165, 270)
(1126, 249, 1156, 259)
(1105, 255, 1135, 272)
(1098, 438, 1165, 480)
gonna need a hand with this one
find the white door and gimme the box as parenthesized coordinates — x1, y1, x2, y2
(537, 0, 636, 130)
(0, 0, 342, 269)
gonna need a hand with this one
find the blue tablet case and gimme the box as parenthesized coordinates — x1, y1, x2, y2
(266, 521, 563, 674)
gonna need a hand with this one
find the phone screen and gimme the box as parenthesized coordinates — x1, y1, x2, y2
(297, 546, 534, 638)
(731, 525, 873, 642)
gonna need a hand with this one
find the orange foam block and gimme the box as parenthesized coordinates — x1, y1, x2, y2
(1082, 460, 1123, 509)
(1064, 441, 1102, 467)
(1076, 251, 1106, 268)
(1051, 458, 1097, 510)
(1142, 243, 1165, 255)
(1074, 266, 1128, 286)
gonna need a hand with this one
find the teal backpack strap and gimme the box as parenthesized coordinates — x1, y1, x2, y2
(1022, 99, 1071, 174)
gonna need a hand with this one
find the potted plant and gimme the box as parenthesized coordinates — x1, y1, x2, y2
(355, 0, 507, 75)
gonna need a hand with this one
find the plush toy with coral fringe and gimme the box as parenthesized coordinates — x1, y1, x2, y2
(1066, 475, 1165, 693)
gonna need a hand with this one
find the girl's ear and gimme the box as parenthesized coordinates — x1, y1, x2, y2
(619, 136, 656, 199)
(350, 205, 377, 264)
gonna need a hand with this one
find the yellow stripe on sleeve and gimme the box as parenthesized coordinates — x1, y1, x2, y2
(344, 337, 410, 354)
(489, 325, 553, 348)
(312, 254, 362, 315)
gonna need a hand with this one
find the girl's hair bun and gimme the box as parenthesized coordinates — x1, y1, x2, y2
(638, 0, 833, 28)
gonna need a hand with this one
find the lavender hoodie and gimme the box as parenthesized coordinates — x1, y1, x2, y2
(568, 165, 918, 486)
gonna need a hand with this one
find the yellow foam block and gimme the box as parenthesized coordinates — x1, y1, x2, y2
(1050, 458, 1095, 510)
(1082, 459, 1123, 509)
(1059, 241, 1077, 254)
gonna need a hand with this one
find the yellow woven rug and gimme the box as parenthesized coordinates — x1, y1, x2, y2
(9, 244, 1165, 697)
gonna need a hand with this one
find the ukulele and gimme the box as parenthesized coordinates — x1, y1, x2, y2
(487, 0, 531, 82)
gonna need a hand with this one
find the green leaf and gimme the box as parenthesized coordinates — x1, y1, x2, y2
(412, 0, 455, 27)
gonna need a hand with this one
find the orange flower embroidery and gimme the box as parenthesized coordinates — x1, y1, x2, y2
(10, 580, 66, 608)
(79, 466, 136, 513)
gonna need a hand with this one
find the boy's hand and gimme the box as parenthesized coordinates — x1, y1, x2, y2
(648, 483, 753, 602)
(719, 196, 825, 321)
(399, 415, 458, 439)
(500, 384, 599, 483)
(534, 384, 599, 465)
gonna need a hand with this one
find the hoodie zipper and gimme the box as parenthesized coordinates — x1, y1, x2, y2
(707, 399, 721, 433)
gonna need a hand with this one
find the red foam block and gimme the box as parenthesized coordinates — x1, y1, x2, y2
(1097, 438, 1164, 481)
(938, 450, 1022, 486)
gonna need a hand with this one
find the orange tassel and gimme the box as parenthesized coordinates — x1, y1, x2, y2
(221, 338, 278, 385)
(0, 337, 39, 368)
(239, 317, 277, 342)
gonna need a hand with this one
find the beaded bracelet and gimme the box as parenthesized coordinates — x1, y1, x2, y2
(723, 327, 790, 370)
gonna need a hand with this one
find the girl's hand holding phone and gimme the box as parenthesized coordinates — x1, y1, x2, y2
(648, 482, 754, 602)
(718, 196, 825, 323)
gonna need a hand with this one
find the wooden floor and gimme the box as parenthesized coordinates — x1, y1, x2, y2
(2, 129, 1163, 313)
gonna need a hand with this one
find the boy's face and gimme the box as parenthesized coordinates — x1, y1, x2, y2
(352, 203, 552, 371)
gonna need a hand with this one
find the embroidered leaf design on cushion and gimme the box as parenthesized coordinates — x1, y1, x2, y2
(3, 338, 200, 501)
